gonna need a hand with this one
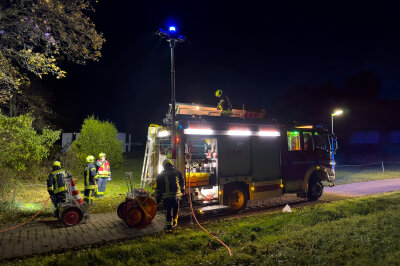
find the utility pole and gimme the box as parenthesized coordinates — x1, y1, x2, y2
(156, 26, 186, 159)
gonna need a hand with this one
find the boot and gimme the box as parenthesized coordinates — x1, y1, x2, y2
(172, 218, 178, 228)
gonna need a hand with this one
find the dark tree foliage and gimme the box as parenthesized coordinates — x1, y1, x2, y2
(0, 0, 105, 104)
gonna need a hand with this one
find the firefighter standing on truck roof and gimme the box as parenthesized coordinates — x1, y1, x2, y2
(84, 155, 98, 205)
(155, 159, 185, 232)
(215, 89, 232, 116)
(96, 152, 111, 198)
(47, 161, 71, 215)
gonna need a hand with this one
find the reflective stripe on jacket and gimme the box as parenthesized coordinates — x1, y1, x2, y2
(84, 162, 98, 189)
(155, 167, 185, 200)
(47, 169, 69, 194)
(96, 159, 111, 177)
(217, 95, 232, 111)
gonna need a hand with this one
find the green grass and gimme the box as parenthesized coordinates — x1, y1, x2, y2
(0, 156, 143, 227)
(8, 192, 400, 265)
(1, 155, 399, 227)
(335, 162, 400, 184)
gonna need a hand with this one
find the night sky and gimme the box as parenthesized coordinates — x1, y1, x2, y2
(49, 1, 400, 141)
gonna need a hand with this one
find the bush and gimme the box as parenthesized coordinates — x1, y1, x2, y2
(64, 116, 123, 177)
(0, 112, 60, 171)
(0, 112, 60, 196)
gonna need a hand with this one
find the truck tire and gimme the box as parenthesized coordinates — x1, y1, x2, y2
(224, 186, 248, 211)
(307, 176, 323, 201)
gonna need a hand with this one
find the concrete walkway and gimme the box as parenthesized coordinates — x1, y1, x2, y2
(1, 178, 400, 261)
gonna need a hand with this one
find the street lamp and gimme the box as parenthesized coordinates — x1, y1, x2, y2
(331, 109, 343, 134)
(330, 109, 343, 172)
(156, 26, 186, 159)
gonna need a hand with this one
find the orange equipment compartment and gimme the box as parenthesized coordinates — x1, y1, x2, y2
(185, 172, 210, 188)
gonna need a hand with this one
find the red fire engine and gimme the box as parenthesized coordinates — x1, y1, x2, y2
(140, 103, 337, 211)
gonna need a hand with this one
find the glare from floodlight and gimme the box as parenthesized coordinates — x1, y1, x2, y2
(169, 26, 176, 32)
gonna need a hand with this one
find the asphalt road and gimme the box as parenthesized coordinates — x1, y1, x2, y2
(324, 178, 400, 196)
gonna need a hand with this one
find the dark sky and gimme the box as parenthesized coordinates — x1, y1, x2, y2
(51, 1, 400, 140)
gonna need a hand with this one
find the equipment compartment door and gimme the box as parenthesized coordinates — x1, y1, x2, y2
(218, 136, 251, 177)
(251, 136, 281, 182)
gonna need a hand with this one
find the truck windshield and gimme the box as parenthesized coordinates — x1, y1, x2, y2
(314, 133, 330, 151)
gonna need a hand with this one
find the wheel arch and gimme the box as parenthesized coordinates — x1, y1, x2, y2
(222, 181, 250, 211)
(222, 181, 250, 199)
(301, 166, 329, 192)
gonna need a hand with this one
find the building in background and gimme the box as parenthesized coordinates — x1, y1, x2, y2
(61, 132, 132, 154)
(338, 129, 400, 164)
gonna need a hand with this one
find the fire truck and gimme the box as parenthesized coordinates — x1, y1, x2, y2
(140, 103, 337, 211)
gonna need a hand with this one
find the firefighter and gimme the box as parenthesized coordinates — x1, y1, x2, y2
(215, 89, 232, 116)
(96, 152, 111, 197)
(47, 161, 71, 213)
(84, 155, 98, 205)
(155, 159, 185, 232)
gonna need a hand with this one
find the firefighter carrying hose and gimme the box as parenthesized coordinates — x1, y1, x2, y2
(155, 159, 185, 232)
(96, 152, 111, 198)
(47, 161, 71, 215)
(215, 89, 232, 116)
(84, 155, 98, 205)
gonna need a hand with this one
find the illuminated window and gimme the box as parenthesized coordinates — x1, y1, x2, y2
(303, 132, 313, 151)
(287, 131, 301, 151)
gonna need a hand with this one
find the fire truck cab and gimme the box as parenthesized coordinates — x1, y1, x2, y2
(140, 103, 337, 211)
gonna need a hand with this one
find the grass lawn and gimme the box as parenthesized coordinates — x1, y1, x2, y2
(335, 162, 400, 184)
(1, 155, 399, 227)
(7, 191, 400, 265)
(0, 156, 144, 227)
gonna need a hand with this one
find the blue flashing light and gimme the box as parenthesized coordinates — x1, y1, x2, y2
(169, 26, 176, 32)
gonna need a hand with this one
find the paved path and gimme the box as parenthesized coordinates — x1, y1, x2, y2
(0, 213, 164, 261)
(324, 178, 400, 196)
(1, 178, 400, 261)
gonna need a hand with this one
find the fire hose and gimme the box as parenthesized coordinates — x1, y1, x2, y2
(0, 197, 51, 233)
(187, 162, 232, 257)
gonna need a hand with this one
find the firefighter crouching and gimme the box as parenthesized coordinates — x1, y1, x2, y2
(215, 89, 232, 116)
(96, 152, 111, 197)
(84, 155, 98, 205)
(155, 159, 185, 232)
(47, 161, 71, 215)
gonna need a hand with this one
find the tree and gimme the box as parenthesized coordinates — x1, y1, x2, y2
(0, 0, 105, 104)
(66, 116, 123, 175)
(0, 79, 57, 130)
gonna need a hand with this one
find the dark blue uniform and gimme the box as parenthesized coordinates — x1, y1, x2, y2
(84, 162, 98, 204)
(47, 166, 70, 208)
(155, 165, 185, 230)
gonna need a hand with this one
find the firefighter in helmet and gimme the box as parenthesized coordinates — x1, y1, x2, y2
(215, 89, 232, 116)
(47, 161, 71, 212)
(96, 152, 111, 197)
(155, 159, 185, 232)
(84, 155, 98, 205)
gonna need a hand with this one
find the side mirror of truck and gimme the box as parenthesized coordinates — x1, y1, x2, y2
(329, 136, 338, 151)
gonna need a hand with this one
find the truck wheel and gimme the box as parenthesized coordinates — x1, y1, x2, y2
(125, 207, 144, 227)
(224, 187, 248, 211)
(307, 177, 323, 201)
(117, 201, 128, 219)
(62, 207, 83, 227)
